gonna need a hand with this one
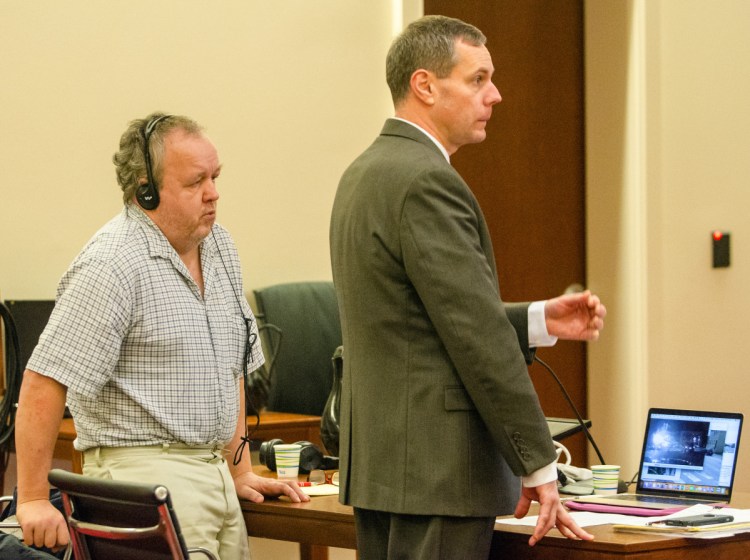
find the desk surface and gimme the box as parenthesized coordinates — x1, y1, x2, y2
(57, 411, 322, 441)
(493, 495, 750, 560)
(56, 411, 323, 474)
(241, 468, 750, 559)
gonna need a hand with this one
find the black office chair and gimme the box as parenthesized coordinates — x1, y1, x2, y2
(253, 281, 342, 416)
(48, 469, 217, 560)
(0, 299, 66, 493)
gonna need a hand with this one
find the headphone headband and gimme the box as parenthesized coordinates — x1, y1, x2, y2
(136, 114, 172, 210)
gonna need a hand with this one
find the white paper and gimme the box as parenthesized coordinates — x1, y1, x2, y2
(495, 503, 750, 528)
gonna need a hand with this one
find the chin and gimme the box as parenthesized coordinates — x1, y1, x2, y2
(195, 224, 213, 241)
(468, 132, 487, 145)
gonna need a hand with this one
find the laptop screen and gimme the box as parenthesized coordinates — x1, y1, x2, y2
(636, 408, 743, 501)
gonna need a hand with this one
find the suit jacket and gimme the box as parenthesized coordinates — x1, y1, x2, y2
(329, 119, 557, 517)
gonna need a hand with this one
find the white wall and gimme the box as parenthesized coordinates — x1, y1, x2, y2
(587, 0, 750, 493)
(0, 0, 403, 298)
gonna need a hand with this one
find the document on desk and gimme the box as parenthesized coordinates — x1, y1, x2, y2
(497, 503, 750, 534)
(299, 483, 340, 496)
(611, 504, 750, 539)
(497, 509, 647, 528)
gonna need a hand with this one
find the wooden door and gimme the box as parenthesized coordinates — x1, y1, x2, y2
(424, 1, 589, 466)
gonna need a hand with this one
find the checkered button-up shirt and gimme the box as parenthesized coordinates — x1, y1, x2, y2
(28, 205, 264, 450)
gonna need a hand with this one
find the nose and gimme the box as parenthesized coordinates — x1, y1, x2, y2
(205, 178, 219, 202)
(488, 81, 502, 105)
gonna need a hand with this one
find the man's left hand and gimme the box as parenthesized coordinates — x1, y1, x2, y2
(545, 290, 606, 341)
(233, 471, 310, 504)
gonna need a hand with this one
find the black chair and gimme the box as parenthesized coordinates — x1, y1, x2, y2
(48, 469, 217, 560)
(253, 281, 342, 416)
(0, 299, 63, 493)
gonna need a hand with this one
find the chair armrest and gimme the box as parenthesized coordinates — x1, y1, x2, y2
(188, 547, 219, 560)
(0, 495, 19, 530)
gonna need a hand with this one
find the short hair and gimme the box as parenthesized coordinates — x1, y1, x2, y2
(113, 112, 203, 205)
(386, 15, 487, 106)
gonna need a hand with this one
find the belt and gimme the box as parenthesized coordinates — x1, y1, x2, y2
(83, 442, 228, 466)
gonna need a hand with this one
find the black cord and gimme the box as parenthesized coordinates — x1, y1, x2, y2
(533, 354, 606, 465)
(0, 302, 23, 475)
(627, 470, 639, 489)
(209, 231, 261, 466)
(233, 317, 258, 466)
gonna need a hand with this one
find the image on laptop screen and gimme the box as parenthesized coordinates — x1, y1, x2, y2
(637, 409, 743, 500)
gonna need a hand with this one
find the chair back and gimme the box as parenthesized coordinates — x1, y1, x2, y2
(48, 469, 213, 560)
(0, 299, 68, 490)
(254, 281, 342, 415)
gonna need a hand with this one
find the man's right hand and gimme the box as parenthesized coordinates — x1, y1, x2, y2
(16, 499, 69, 550)
(514, 479, 594, 546)
(14, 370, 69, 549)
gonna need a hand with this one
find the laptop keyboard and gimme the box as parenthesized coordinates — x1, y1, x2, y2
(611, 494, 703, 505)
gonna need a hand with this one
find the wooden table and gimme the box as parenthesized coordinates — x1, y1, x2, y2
(492, 495, 750, 559)
(243, 467, 353, 560)
(241, 473, 750, 560)
(55, 411, 324, 474)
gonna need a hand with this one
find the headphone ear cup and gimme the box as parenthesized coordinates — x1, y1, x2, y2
(294, 441, 323, 474)
(136, 182, 159, 210)
(259, 438, 285, 471)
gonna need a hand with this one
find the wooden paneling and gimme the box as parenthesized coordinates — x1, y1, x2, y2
(424, 1, 590, 464)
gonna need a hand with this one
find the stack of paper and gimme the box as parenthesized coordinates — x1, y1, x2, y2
(612, 504, 750, 538)
(497, 503, 750, 539)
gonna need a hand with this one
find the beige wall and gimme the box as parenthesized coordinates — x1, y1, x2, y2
(0, 0, 407, 298)
(1, 2, 419, 559)
(587, 0, 750, 493)
(3, 0, 748, 497)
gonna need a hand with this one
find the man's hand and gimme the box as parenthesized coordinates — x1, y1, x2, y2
(514, 480, 594, 546)
(16, 499, 69, 551)
(545, 290, 606, 341)
(232, 471, 310, 504)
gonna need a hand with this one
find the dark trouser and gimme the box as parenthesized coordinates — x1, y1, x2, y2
(354, 507, 495, 560)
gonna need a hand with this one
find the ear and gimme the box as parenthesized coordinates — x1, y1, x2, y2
(409, 69, 436, 106)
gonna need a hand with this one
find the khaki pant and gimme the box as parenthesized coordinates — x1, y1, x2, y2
(83, 443, 250, 560)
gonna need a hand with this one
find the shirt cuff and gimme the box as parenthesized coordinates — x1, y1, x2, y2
(528, 300, 558, 348)
(522, 461, 559, 488)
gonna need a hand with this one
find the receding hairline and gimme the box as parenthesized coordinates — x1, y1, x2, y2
(160, 128, 221, 169)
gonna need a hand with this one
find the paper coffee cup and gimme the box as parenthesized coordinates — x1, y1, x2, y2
(591, 464, 620, 495)
(275, 444, 302, 480)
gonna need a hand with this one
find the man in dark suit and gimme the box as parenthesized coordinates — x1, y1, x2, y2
(329, 15, 606, 559)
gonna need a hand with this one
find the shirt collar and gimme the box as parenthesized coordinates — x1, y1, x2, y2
(124, 203, 214, 260)
(391, 117, 451, 162)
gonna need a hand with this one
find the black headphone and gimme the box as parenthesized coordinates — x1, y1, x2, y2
(258, 439, 339, 473)
(135, 114, 172, 210)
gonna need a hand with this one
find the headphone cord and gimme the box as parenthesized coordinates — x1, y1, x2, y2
(233, 318, 258, 467)
(209, 231, 260, 466)
(533, 354, 606, 465)
(0, 302, 22, 475)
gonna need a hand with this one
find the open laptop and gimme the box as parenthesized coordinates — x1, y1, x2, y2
(571, 408, 743, 510)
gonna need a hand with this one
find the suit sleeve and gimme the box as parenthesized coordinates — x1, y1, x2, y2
(400, 166, 556, 476)
(504, 302, 536, 365)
